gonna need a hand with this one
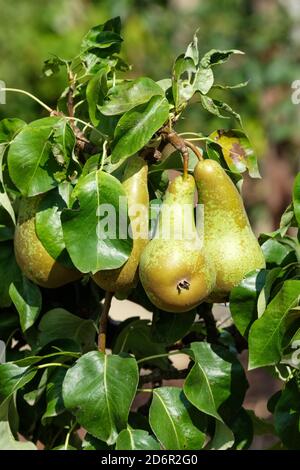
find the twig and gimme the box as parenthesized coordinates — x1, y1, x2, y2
(98, 291, 113, 353)
(161, 127, 189, 178)
(139, 368, 189, 385)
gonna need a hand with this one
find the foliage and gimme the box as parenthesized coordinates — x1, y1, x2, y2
(0, 17, 299, 451)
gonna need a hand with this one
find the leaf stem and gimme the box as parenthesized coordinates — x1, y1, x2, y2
(98, 291, 113, 353)
(36, 362, 70, 369)
(1, 88, 53, 113)
(137, 349, 183, 364)
(64, 420, 77, 450)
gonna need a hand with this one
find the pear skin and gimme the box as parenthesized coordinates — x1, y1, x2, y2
(194, 159, 265, 302)
(139, 174, 215, 313)
(92, 156, 149, 294)
(14, 196, 81, 288)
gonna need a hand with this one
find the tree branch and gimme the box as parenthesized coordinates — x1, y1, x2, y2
(98, 291, 113, 353)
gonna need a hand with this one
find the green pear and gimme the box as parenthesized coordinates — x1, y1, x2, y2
(139, 174, 215, 313)
(93, 156, 149, 295)
(14, 196, 81, 288)
(194, 159, 265, 302)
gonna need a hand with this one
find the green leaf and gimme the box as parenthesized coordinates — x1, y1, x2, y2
(248, 280, 300, 369)
(35, 186, 74, 268)
(87, 64, 110, 126)
(184, 342, 248, 421)
(261, 238, 293, 266)
(257, 268, 282, 317)
(111, 95, 169, 162)
(63, 351, 138, 445)
(0, 363, 37, 403)
(293, 173, 300, 227)
(230, 269, 267, 337)
(151, 309, 196, 344)
(9, 275, 42, 332)
(0, 118, 26, 143)
(274, 378, 300, 450)
(172, 55, 196, 108)
(61, 170, 132, 273)
(80, 18, 122, 54)
(37, 308, 97, 352)
(193, 67, 214, 95)
(0, 421, 36, 450)
(42, 368, 67, 423)
(113, 319, 169, 369)
(200, 49, 244, 68)
(231, 408, 253, 450)
(0, 241, 21, 308)
(7, 117, 75, 197)
(82, 433, 112, 450)
(149, 387, 206, 450)
(116, 428, 160, 450)
(100, 77, 164, 116)
(184, 33, 199, 66)
(208, 129, 260, 177)
(208, 420, 234, 450)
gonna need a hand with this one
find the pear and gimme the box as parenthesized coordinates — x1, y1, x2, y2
(139, 174, 215, 313)
(194, 159, 265, 302)
(92, 156, 149, 294)
(14, 196, 81, 288)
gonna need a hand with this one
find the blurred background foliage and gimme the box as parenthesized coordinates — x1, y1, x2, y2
(0, 0, 299, 230)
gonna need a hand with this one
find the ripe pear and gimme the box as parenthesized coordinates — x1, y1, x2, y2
(194, 159, 265, 302)
(139, 174, 215, 313)
(92, 156, 149, 295)
(14, 196, 81, 288)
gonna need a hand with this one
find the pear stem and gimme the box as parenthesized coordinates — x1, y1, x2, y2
(184, 140, 204, 161)
(98, 291, 113, 353)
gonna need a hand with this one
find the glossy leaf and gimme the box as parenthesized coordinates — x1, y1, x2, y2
(61, 170, 132, 273)
(151, 309, 196, 344)
(112, 95, 169, 162)
(63, 351, 138, 445)
(184, 342, 248, 421)
(0, 363, 37, 403)
(7, 117, 75, 196)
(100, 77, 164, 116)
(9, 275, 42, 331)
(35, 186, 74, 268)
(248, 280, 300, 369)
(208, 420, 234, 450)
(42, 368, 67, 423)
(37, 308, 97, 352)
(230, 269, 267, 337)
(261, 238, 293, 266)
(116, 428, 160, 450)
(86, 64, 110, 126)
(274, 378, 300, 450)
(113, 319, 169, 369)
(149, 387, 206, 450)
